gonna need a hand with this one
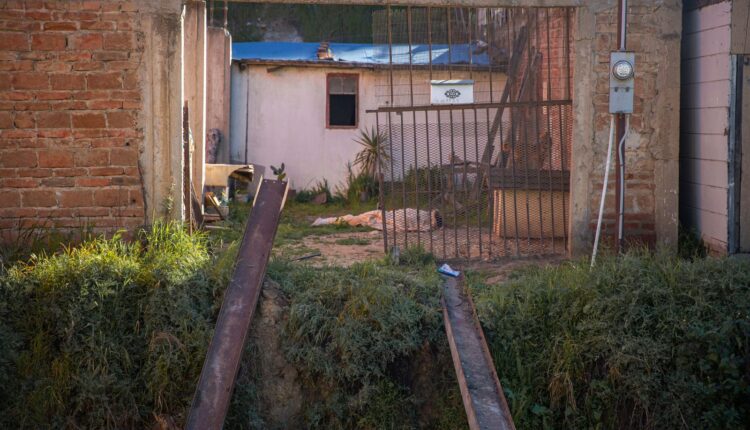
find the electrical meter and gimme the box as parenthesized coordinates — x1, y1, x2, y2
(609, 52, 635, 114)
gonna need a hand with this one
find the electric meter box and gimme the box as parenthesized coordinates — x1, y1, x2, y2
(430, 80, 474, 105)
(609, 52, 635, 114)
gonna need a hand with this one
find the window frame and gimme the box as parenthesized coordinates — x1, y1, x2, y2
(326, 73, 359, 129)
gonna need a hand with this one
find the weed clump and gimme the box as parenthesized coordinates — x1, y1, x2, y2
(0, 223, 219, 429)
(264, 256, 465, 429)
(472, 251, 750, 429)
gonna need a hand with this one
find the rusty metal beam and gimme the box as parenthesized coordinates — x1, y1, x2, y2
(442, 274, 515, 430)
(186, 179, 289, 430)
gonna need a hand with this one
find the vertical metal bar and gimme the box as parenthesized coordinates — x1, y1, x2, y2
(562, 8, 571, 244)
(544, 8, 556, 252)
(388, 5, 395, 106)
(400, 111, 409, 248)
(462, 108, 470, 259)
(376, 112, 389, 254)
(437, 109, 448, 258)
(521, 12, 533, 253)
(407, 6, 421, 248)
(449, 108, 459, 258)
(425, 110, 434, 254)
(533, 12, 545, 250)
(474, 108, 483, 259)
(469, 8, 483, 258)
(428, 7, 434, 80)
(485, 7, 494, 258)
(447, 7, 453, 79)
(388, 112, 398, 251)
(508, 10, 520, 256)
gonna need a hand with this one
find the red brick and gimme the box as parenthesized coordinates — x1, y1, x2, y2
(81, 1, 102, 11)
(0, 60, 33, 72)
(109, 148, 137, 165)
(80, 21, 115, 31)
(13, 112, 35, 129)
(49, 73, 85, 90)
(72, 62, 102, 71)
(74, 149, 108, 167)
(38, 150, 74, 168)
(107, 111, 134, 128)
(89, 166, 122, 176)
(44, 22, 78, 31)
(22, 190, 56, 207)
(52, 167, 86, 177)
(35, 91, 71, 101)
(92, 51, 127, 61)
(0, 32, 29, 51)
(2, 178, 37, 188)
(102, 32, 133, 51)
(94, 188, 128, 207)
(36, 111, 71, 128)
(58, 52, 90, 62)
(0, 112, 12, 129)
(40, 176, 74, 187)
(12, 72, 48, 90)
(31, 34, 67, 51)
(0, 74, 10, 92)
(71, 33, 102, 50)
(78, 207, 110, 217)
(76, 176, 110, 187)
(0, 191, 21, 209)
(35, 61, 70, 73)
(88, 100, 121, 109)
(72, 112, 105, 128)
(0, 150, 36, 167)
(86, 72, 121, 90)
(17, 167, 51, 178)
(59, 189, 93, 208)
(122, 71, 137, 90)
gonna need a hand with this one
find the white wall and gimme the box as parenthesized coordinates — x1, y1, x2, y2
(680, 1, 732, 253)
(230, 64, 508, 191)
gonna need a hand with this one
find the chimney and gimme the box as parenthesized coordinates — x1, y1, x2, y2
(317, 42, 333, 60)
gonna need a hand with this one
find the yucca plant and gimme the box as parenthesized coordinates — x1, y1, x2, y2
(353, 127, 390, 178)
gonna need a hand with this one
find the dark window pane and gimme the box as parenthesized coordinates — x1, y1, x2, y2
(329, 94, 356, 126)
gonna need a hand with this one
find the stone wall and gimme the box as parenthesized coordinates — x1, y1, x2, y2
(0, 0, 184, 241)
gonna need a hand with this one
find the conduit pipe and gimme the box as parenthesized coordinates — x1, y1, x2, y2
(616, 0, 628, 252)
(591, 116, 616, 268)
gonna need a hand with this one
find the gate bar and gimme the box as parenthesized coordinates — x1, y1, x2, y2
(186, 179, 288, 430)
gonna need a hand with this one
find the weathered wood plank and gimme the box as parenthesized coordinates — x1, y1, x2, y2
(442, 274, 515, 430)
(186, 179, 288, 430)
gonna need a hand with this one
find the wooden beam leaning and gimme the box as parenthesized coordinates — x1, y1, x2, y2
(442, 274, 516, 430)
(186, 179, 289, 430)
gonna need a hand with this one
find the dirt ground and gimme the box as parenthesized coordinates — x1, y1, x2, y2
(279, 226, 565, 284)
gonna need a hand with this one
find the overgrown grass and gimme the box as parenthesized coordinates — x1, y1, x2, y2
(263, 253, 466, 429)
(471, 251, 750, 430)
(0, 222, 221, 428)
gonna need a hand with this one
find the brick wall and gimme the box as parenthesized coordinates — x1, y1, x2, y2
(0, 0, 146, 240)
(575, 1, 680, 250)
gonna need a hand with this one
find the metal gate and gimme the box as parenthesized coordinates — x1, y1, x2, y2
(370, 6, 574, 261)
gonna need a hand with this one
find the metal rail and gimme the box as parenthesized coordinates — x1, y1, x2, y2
(442, 273, 515, 430)
(185, 179, 289, 430)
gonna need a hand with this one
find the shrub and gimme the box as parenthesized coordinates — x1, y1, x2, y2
(0, 223, 220, 429)
(472, 251, 750, 430)
(266, 256, 464, 428)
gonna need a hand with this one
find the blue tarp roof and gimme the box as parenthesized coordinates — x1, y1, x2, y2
(232, 42, 490, 66)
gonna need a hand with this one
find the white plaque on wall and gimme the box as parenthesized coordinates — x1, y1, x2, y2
(430, 80, 474, 105)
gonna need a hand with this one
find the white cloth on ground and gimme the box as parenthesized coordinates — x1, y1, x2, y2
(311, 208, 439, 232)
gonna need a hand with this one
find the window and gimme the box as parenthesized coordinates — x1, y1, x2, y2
(327, 74, 358, 128)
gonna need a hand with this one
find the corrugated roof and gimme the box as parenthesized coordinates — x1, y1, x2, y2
(232, 42, 490, 66)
